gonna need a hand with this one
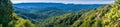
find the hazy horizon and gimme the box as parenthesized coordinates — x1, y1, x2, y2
(11, 0, 115, 4)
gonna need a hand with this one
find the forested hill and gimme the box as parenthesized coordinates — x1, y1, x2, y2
(40, 0, 120, 27)
(0, 0, 35, 27)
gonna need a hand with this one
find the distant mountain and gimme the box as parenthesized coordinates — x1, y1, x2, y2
(15, 7, 71, 24)
(13, 3, 106, 24)
(13, 3, 106, 11)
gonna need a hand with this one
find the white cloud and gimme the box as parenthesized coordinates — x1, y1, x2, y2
(11, 0, 115, 4)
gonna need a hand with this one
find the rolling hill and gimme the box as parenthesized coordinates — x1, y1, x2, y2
(13, 3, 106, 12)
(13, 3, 106, 24)
(40, 0, 120, 27)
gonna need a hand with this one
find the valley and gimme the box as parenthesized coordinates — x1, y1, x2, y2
(13, 3, 105, 24)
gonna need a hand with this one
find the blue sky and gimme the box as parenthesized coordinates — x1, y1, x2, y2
(11, 0, 115, 4)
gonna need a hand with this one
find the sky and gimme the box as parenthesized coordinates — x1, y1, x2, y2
(11, 0, 115, 4)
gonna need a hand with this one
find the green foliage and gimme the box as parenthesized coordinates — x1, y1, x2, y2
(39, 13, 82, 27)
(40, 0, 120, 27)
(0, 0, 35, 27)
(7, 13, 35, 27)
(0, 24, 2, 27)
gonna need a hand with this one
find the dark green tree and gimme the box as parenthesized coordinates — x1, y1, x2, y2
(0, 0, 35, 27)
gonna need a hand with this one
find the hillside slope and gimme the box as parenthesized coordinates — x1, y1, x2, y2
(41, 0, 120, 27)
(14, 3, 105, 24)
(0, 0, 35, 27)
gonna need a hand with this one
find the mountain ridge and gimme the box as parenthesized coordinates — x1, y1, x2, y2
(13, 3, 106, 11)
(39, 0, 120, 27)
(13, 3, 106, 25)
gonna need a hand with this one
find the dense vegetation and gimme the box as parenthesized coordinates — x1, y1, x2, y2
(1, 0, 119, 27)
(14, 3, 105, 24)
(0, 0, 35, 27)
(40, 0, 120, 27)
